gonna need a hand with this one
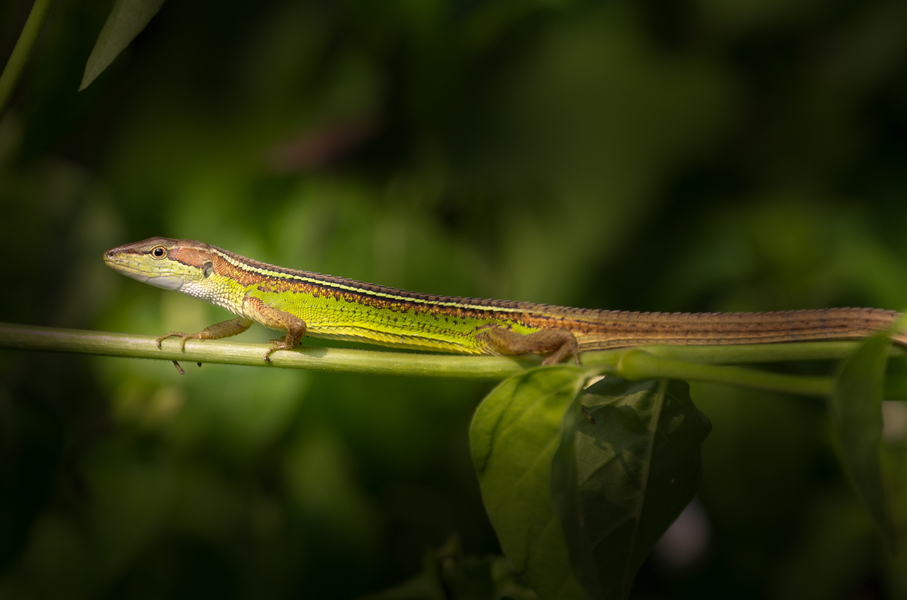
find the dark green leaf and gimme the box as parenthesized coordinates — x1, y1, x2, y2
(550, 386, 604, 599)
(570, 378, 711, 600)
(80, 0, 165, 90)
(470, 366, 591, 600)
(830, 333, 895, 550)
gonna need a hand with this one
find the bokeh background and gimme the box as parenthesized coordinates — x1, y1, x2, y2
(2, 0, 907, 598)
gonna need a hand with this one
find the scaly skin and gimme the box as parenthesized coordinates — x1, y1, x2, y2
(104, 237, 907, 364)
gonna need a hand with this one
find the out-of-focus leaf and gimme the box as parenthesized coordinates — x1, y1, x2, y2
(470, 366, 591, 600)
(359, 536, 537, 600)
(79, 0, 165, 91)
(571, 378, 711, 600)
(830, 333, 895, 550)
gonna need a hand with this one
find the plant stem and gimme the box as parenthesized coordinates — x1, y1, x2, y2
(0, 322, 531, 379)
(0, 0, 54, 118)
(1, 321, 904, 398)
(623, 341, 905, 363)
(614, 349, 834, 397)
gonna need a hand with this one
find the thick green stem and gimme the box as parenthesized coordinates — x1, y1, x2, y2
(0, 0, 54, 118)
(0, 322, 533, 379)
(618, 341, 905, 363)
(614, 349, 834, 397)
(1, 321, 904, 398)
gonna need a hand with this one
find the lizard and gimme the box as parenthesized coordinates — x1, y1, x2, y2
(104, 237, 907, 365)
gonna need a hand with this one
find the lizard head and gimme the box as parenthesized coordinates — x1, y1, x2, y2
(104, 237, 214, 291)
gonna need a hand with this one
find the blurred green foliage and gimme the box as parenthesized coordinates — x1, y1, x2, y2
(2, 0, 907, 598)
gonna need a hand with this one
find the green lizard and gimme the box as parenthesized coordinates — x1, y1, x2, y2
(104, 237, 907, 364)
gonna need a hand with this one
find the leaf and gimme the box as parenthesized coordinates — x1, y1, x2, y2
(79, 0, 166, 90)
(830, 333, 895, 550)
(470, 366, 591, 600)
(472, 372, 711, 600)
(359, 536, 537, 600)
(568, 378, 711, 600)
(551, 391, 604, 600)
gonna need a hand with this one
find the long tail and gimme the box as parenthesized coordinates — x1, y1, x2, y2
(574, 307, 905, 350)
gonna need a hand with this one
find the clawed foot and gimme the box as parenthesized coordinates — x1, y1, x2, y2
(156, 332, 198, 351)
(262, 336, 288, 363)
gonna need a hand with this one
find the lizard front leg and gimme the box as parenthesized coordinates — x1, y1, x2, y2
(481, 326, 580, 365)
(156, 317, 254, 351)
(243, 296, 307, 362)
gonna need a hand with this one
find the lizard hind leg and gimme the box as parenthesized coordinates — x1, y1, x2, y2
(482, 326, 580, 366)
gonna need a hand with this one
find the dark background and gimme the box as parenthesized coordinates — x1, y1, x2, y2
(2, 0, 907, 598)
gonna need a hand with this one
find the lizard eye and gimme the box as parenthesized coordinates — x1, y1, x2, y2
(150, 246, 166, 258)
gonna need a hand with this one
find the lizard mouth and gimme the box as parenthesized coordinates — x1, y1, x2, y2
(103, 251, 185, 291)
